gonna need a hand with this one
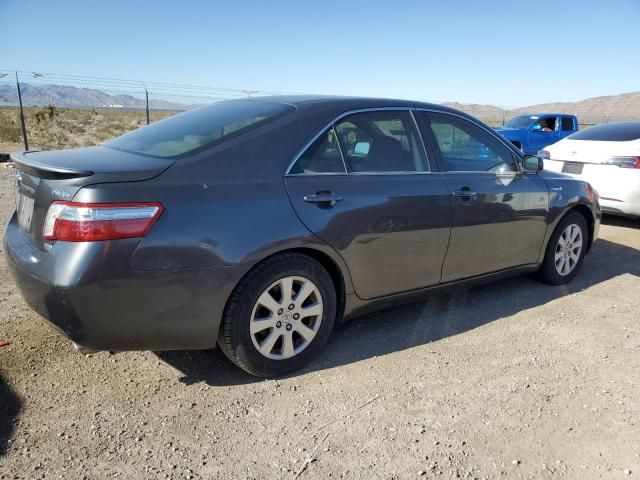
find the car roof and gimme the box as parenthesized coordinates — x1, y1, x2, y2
(251, 94, 465, 116)
(566, 120, 640, 142)
(591, 120, 640, 127)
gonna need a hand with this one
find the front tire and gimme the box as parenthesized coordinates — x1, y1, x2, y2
(218, 253, 337, 377)
(538, 212, 588, 285)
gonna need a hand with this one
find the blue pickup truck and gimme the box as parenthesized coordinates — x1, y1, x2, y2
(494, 113, 579, 155)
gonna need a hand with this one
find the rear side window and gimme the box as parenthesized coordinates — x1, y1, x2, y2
(568, 122, 640, 141)
(289, 128, 346, 174)
(334, 111, 427, 173)
(290, 110, 428, 174)
(105, 100, 293, 158)
(561, 117, 575, 131)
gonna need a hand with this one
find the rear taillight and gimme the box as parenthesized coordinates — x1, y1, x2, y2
(43, 202, 163, 242)
(605, 156, 640, 169)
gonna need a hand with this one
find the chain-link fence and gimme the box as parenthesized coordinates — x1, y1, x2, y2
(1, 70, 639, 158)
(0, 70, 299, 158)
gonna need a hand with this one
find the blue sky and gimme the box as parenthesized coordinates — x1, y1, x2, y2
(1, 0, 638, 107)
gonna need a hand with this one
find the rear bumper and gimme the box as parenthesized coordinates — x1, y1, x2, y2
(545, 159, 640, 218)
(4, 215, 247, 352)
(599, 199, 640, 218)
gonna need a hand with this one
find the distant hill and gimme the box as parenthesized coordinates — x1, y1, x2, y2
(445, 91, 640, 124)
(0, 83, 197, 111)
(441, 102, 506, 120)
(1, 83, 639, 123)
(510, 91, 640, 119)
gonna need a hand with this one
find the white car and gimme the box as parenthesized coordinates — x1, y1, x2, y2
(540, 121, 640, 218)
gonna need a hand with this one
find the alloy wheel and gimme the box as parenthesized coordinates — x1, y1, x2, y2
(249, 276, 323, 360)
(554, 224, 583, 276)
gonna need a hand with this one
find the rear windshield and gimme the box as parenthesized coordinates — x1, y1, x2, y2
(105, 99, 294, 158)
(568, 122, 640, 142)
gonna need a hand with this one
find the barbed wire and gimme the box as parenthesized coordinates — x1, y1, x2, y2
(0, 69, 306, 97)
(0, 69, 638, 155)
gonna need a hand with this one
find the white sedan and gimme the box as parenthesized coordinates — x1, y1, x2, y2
(540, 121, 640, 218)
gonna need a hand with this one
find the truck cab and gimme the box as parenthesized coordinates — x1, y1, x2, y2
(494, 113, 579, 155)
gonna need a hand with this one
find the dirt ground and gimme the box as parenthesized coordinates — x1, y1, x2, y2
(0, 164, 638, 480)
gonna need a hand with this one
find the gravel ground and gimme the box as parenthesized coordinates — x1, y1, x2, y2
(0, 164, 639, 479)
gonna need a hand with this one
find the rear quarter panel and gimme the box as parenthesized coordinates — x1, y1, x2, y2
(72, 131, 357, 292)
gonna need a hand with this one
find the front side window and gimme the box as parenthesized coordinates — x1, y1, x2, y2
(533, 117, 557, 132)
(424, 113, 516, 174)
(334, 111, 427, 173)
(105, 99, 293, 158)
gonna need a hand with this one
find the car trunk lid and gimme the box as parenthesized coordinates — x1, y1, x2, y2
(11, 146, 174, 251)
(547, 139, 638, 164)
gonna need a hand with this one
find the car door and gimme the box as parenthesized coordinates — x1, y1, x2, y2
(284, 109, 451, 300)
(528, 116, 560, 154)
(416, 111, 550, 283)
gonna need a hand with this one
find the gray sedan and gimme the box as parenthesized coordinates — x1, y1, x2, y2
(5, 96, 601, 376)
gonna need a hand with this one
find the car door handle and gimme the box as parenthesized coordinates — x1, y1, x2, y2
(452, 189, 478, 198)
(303, 193, 344, 207)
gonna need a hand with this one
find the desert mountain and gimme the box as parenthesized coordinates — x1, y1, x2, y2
(0, 83, 197, 110)
(445, 91, 640, 123)
(1, 84, 639, 122)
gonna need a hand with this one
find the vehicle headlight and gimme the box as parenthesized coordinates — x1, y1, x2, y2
(584, 183, 599, 203)
(538, 150, 550, 160)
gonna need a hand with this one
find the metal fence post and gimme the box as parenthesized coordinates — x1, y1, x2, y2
(145, 89, 150, 125)
(15, 72, 29, 151)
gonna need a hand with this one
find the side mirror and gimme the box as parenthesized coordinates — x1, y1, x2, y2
(353, 141, 370, 156)
(523, 155, 544, 173)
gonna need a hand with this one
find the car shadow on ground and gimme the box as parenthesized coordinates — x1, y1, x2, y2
(0, 374, 21, 457)
(601, 215, 639, 229)
(157, 220, 640, 387)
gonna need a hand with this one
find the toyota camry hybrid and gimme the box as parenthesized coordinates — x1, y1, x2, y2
(5, 96, 601, 377)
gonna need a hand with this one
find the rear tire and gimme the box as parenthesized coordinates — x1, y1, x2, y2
(538, 212, 589, 285)
(218, 253, 336, 377)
